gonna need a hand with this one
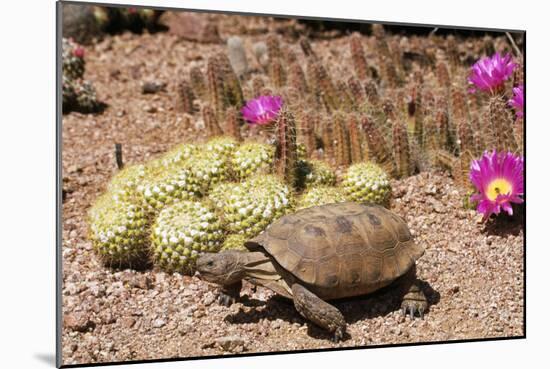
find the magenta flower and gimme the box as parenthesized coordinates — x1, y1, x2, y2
(508, 85, 524, 118)
(470, 150, 524, 220)
(468, 53, 517, 94)
(73, 45, 85, 59)
(241, 95, 283, 125)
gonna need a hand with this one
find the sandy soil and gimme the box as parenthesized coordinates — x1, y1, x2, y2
(60, 14, 524, 366)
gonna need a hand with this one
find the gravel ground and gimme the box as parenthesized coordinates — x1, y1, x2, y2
(60, 14, 524, 366)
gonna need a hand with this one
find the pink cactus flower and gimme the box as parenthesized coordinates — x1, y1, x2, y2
(73, 46, 85, 59)
(470, 150, 524, 220)
(468, 53, 517, 94)
(241, 95, 283, 125)
(508, 85, 524, 118)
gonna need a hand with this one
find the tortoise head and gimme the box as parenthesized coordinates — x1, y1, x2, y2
(196, 250, 247, 286)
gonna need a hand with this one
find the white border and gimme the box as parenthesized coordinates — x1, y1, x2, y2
(2, 0, 546, 368)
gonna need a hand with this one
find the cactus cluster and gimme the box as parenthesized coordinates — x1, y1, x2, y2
(214, 175, 294, 238)
(62, 38, 100, 113)
(231, 142, 275, 179)
(88, 193, 150, 268)
(151, 200, 224, 273)
(341, 162, 392, 206)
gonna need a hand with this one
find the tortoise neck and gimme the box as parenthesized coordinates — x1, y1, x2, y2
(242, 251, 279, 279)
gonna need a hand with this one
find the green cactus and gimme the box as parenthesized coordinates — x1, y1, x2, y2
(159, 143, 199, 168)
(221, 234, 248, 251)
(204, 136, 238, 160)
(184, 151, 232, 192)
(88, 193, 151, 268)
(219, 175, 294, 238)
(62, 38, 85, 80)
(297, 186, 347, 210)
(137, 165, 205, 213)
(296, 159, 336, 189)
(341, 162, 392, 206)
(231, 142, 275, 179)
(151, 200, 224, 274)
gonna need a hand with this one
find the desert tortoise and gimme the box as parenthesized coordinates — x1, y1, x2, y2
(197, 202, 428, 341)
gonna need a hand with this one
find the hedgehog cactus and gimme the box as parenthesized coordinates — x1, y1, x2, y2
(62, 38, 85, 80)
(341, 162, 392, 206)
(151, 200, 224, 273)
(296, 159, 337, 189)
(220, 175, 294, 238)
(297, 186, 347, 210)
(176, 79, 195, 114)
(231, 142, 275, 179)
(89, 194, 151, 268)
(275, 109, 299, 187)
(350, 33, 369, 81)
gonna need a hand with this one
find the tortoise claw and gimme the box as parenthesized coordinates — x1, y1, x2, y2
(332, 327, 345, 343)
(401, 300, 428, 320)
(218, 292, 236, 307)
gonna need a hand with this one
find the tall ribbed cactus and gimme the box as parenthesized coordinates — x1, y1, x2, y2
(485, 96, 518, 153)
(350, 33, 369, 81)
(288, 62, 308, 95)
(392, 119, 412, 178)
(361, 115, 396, 177)
(206, 55, 226, 121)
(275, 109, 299, 187)
(189, 66, 207, 100)
(306, 58, 340, 112)
(269, 58, 286, 89)
(300, 111, 317, 158)
(347, 113, 364, 163)
(202, 104, 223, 137)
(176, 79, 195, 114)
(224, 106, 242, 142)
(334, 113, 351, 167)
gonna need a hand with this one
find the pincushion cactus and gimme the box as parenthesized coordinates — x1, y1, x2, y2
(231, 142, 275, 179)
(297, 186, 347, 210)
(341, 162, 392, 206)
(89, 194, 151, 268)
(296, 159, 336, 189)
(204, 136, 238, 160)
(219, 175, 294, 238)
(184, 151, 232, 192)
(62, 38, 85, 80)
(151, 200, 224, 273)
(221, 234, 248, 251)
(137, 166, 205, 213)
(160, 143, 199, 168)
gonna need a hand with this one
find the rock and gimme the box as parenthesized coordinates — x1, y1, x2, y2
(214, 336, 246, 352)
(270, 319, 283, 329)
(141, 81, 166, 94)
(120, 317, 136, 329)
(227, 36, 248, 77)
(152, 318, 166, 328)
(202, 292, 216, 306)
(130, 275, 152, 290)
(252, 42, 269, 68)
(64, 312, 95, 332)
(144, 105, 157, 113)
(161, 12, 221, 43)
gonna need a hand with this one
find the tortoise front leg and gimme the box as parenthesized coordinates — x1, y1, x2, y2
(218, 280, 242, 307)
(398, 265, 428, 319)
(291, 283, 346, 342)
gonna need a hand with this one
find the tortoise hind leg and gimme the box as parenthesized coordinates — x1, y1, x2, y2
(291, 283, 346, 342)
(398, 265, 428, 319)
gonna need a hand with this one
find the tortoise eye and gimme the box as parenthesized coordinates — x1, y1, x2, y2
(207, 261, 214, 267)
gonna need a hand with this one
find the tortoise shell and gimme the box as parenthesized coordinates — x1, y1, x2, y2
(244, 202, 424, 294)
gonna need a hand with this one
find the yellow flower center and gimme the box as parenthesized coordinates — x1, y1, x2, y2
(486, 178, 512, 201)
